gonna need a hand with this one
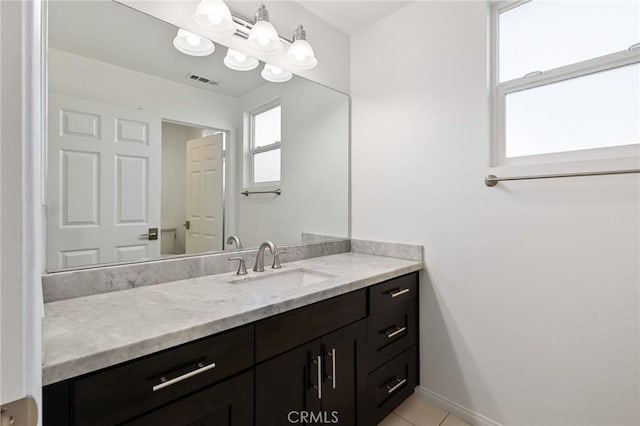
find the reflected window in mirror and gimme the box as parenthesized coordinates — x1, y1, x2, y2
(249, 102, 281, 185)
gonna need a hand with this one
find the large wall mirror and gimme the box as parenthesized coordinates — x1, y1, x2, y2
(46, 0, 349, 271)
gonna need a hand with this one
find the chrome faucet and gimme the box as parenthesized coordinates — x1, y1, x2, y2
(253, 241, 283, 272)
(226, 235, 243, 249)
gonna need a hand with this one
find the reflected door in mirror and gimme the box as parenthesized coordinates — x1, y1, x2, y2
(185, 134, 224, 253)
(47, 94, 161, 269)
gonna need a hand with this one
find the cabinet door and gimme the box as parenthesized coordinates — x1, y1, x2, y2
(255, 340, 322, 426)
(321, 320, 367, 426)
(124, 370, 253, 426)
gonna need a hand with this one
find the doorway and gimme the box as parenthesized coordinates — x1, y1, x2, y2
(161, 121, 227, 256)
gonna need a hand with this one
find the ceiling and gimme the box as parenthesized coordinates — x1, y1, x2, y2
(293, 1, 413, 35)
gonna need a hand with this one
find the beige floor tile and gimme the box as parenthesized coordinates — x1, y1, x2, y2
(441, 414, 471, 426)
(393, 394, 448, 426)
(378, 412, 415, 426)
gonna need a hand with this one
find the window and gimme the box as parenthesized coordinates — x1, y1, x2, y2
(249, 103, 281, 185)
(492, 0, 640, 165)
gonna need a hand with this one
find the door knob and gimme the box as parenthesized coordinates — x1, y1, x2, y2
(140, 228, 158, 240)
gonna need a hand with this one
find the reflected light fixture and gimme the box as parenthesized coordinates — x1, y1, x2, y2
(193, 0, 236, 36)
(286, 25, 317, 69)
(247, 4, 281, 52)
(261, 63, 292, 82)
(224, 48, 259, 71)
(173, 29, 215, 56)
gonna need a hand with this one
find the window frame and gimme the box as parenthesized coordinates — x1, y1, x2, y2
(247, 100, 282, 187)
(490, 0, 640, 167)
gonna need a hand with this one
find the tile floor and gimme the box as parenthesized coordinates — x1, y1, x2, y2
(378, 394, 471, 426)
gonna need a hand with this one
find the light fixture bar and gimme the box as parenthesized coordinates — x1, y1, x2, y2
(230, 13, 293, 44)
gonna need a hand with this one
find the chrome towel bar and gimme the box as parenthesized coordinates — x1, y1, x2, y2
(485, 169, 640, 187)
(241, 189, 282, 196)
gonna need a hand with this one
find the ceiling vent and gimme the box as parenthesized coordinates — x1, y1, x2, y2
(185, 73, 219, 86)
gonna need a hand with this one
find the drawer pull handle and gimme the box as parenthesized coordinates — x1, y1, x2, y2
(386, 378, 407, 394)
(386, 326, 407, 339)
(389, 288, 410, 298)
(312, 356, 322, 400)
(152, 362, 216, 392)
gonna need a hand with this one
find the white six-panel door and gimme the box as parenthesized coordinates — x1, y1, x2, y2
(185, 134, 223, 254)
(47, 94, 161, 270)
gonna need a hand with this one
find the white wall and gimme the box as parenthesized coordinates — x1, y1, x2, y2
(234, 78, 350, 248)
(48, 49, 238, 134)
(0, 0, 43, 421)
(351, 2, 640, 425)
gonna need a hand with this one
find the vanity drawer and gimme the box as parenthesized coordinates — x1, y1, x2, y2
(366, 346, 417, 425)
(368, 303, 417, 371)
(74, 324, 253, 426)
(369, 273, 417, 314)
(123, 370, 253, 426)
(255, 289, 366, 363)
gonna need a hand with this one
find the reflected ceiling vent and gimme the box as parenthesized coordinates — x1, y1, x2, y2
(185, 73, 219, 86)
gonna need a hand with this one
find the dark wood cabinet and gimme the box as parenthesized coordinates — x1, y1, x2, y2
(364, 273, 420, 424)
(255, 320, 366, 426)
(43, 324, 253, 426)
(123, 370, 253, 426)
(43, 272, 419, 426)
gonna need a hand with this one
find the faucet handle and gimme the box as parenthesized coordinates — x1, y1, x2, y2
(272, 249, 285, 269)
(229, 257, 248, 275)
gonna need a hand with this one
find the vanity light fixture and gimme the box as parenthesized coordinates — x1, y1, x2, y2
(173, 29, 215, 56)
(224, 48, 259, 71)
(247, 4, 281, 52)
(261, 63, 293, 82)
(285, 25, 317, 69)
(193, 0, 236, 36)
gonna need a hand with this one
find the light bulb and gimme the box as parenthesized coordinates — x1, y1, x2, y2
(186, 35, 201, 47)
(261, 64, 292, 82)
(285, 25, 318, 69)
(173, 29, 215, 56)
(286, 40, 317, 69)
(193, 0, 236, 36)
(224, 48, 259, 71)
(208, 13, 223, 25)
(247, 7, 281, 52)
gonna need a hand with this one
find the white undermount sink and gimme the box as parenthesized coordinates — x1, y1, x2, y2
(228, 268, 336, 292)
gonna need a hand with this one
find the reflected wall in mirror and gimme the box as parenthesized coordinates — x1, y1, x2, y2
(46, 1, 349, 271)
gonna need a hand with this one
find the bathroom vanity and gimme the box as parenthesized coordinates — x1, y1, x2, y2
(42, 250, 422, 426)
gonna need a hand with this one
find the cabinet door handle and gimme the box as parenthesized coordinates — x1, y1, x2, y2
(327, 348, 336, 389)
(389, 288, 410, 298)
(152, 362, 216, 392)
(386, 326, 407, 339)
(386, 378, 407, 395)
(312, 356, 322, 400)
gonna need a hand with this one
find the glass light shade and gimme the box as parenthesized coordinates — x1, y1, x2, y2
(261, 64, 292, 83)
(193, 0, 236, 36)
(286, 39, 317, 69)
(223, 48, 259, 71)
(173, 29, 215, 56)
(247, 21, 281, 52)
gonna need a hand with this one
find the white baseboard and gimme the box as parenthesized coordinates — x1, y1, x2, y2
(414, 386, 503, 426)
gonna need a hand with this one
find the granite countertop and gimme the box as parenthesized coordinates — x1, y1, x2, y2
(43, 252, 423, 386)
